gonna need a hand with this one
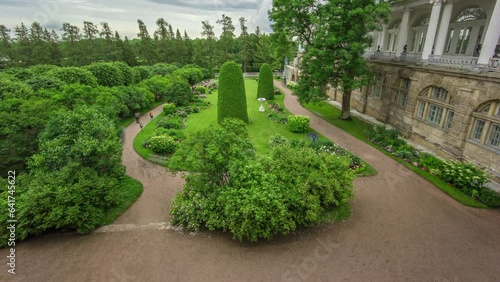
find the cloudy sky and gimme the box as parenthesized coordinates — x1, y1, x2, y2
(0, 0, 273, 38)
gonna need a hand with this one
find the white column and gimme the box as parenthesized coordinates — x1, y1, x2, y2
(377, 24, 387, 51)
(434, 2, 454, 56)
(422, 0, 443, 60)
(396, 8, 412, 57)
(478, 0, 500, 65)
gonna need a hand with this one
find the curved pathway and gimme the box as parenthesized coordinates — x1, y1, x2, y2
(1, 89, 499, 282)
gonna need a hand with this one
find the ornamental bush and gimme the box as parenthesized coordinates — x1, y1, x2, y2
(163, 103, 177, 115)
(111, 62, 134, 86)
(156, 116, 185, 129)
(288, 115, 310, 133)
(217, 61, 248, 123)
(84, 63, 124, 87)
(48, 67, 98, 87)
(148, 135, 177, 155)
(165, 80, 193, 106)
(257, 63, 274, 100)
(440, 160, 489, 194)
(133, 66, 152, 83)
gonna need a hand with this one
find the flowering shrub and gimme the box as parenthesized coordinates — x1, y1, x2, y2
(156, 116, 185, 129)
(440, 161, 489, 193)
(147, 135, 177, 155)
(288, 115, 310, 133)
(309, 140, 364, 171)
(267, 112, 288, 124)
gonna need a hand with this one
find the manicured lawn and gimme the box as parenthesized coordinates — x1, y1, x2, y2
(134, 79, 376, 176)
(303, 100, 488, 208)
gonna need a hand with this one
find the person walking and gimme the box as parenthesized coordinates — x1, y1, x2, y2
(135, 112, 140, 124)
(139, 123, 144, 131)
(149, 110, 154, 119)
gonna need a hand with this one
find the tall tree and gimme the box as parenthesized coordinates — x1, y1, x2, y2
(61, 22, 82, 66)
(269, 0, 390, 120)
(137, 19, 156, 64)
(238, 17, 249, 72)
(200, 20, 217, 72)
(82, 21, 99, 63)
(0, 25, 13, 67)
(29, 22, 51, 65)
(13, 23, 32, 66)
(216, 14, 235, 60)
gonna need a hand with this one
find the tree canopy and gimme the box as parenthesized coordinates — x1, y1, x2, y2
(269, 0, 390, 119)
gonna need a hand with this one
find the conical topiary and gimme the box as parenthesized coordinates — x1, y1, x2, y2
(257, 63, 274, 100)
(217, 61, 249, 124)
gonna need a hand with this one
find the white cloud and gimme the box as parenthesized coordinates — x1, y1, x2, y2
(0, 0, 273, 38)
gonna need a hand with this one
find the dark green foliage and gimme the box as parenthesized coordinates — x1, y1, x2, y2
(29, 64, 59, 76)
(195, 86, 206, 93)
(288, 115, 310, 133)
(48, 67, 98, 87)
(169, 120, 354, 241)
(165, 80, 193, 106)
(133, 66, 152, 83)
(85, 62, 124, 87)
(163, 103, 177, 115)
(217, 61, 248, 123)
(151, 63, 179, 76)
(477, 188, 500, 208)
(140, 75, 172, 101)
(173, 67, 204, 85)
(117, 85, 155, 113)
(18, 106, 125, 237)
(418, 153, 445, 171)
(257, 63, 274, 100)
(26, 75, 64, 91)
(3, 67, 33, 80)
(156, 116, 185, 129)
(111, 62, 134, 86)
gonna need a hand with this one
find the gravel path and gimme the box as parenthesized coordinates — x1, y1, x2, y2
(1, 88, 499, 282)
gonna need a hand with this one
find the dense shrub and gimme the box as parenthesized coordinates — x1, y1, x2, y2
(173, 67, 204, 85)
(154, 128, 186, 141)
(163, 103, 177, 115)
(288, 115, 310, 133)
(169, 120, 354, 241)
(257, 63, 274, 100)
(48, 67, 98, 86)
(111, 62, 134, 86)
(156, 116, 185, 129)
(195, 86, 206, 93)
(117, 86, 155, 113)
(267, 112, 288, 124)
(29, 64, 59, 76)
(217, 61, 249, 124)
(85, 63, 124, 87)
(16, 106, 125, 238)
(165, 80, 194, 106)
(140, 75, 172, 101)
(147, 135, 177, 155)
(3, 67, 33, 80)
(440, 161, 489, 194)
(477, 188, 500, 208)
(418, 153, 445, 172)
(269, 134, 289, 147)
(151, 63, 178, 76)
(133, 66, 152, 83)
(26, 75, 64, 91)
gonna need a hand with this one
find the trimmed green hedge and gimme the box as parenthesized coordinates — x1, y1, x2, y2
(85, 63, 124, 87)
(257, 63, 274, 100)
(217, 61, 249, 123)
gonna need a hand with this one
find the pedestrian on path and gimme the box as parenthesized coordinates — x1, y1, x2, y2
(149, 110, 154, 119)
(135, 112, 140, 124)
(139, 123, 143, 131)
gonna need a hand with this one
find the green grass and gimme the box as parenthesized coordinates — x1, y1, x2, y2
(133, 79, 376, 176)
(101, 175, 144, 225)
(303, 100, 488, 208)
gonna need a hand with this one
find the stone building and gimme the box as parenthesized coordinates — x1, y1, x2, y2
(294, 0, 500, 177)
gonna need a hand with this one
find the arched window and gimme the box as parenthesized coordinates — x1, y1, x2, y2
(453, 7, 487, 22)
(446, 7, 487, 55)
(411, 16, 429, 53)
(393, 78, 411, 107)
(469, 101, 500, 149)
(415, 86, 454, 129)
(371, 73, 384, 98)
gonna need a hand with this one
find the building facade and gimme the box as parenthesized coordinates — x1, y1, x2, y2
(288, 0, 500, 178)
